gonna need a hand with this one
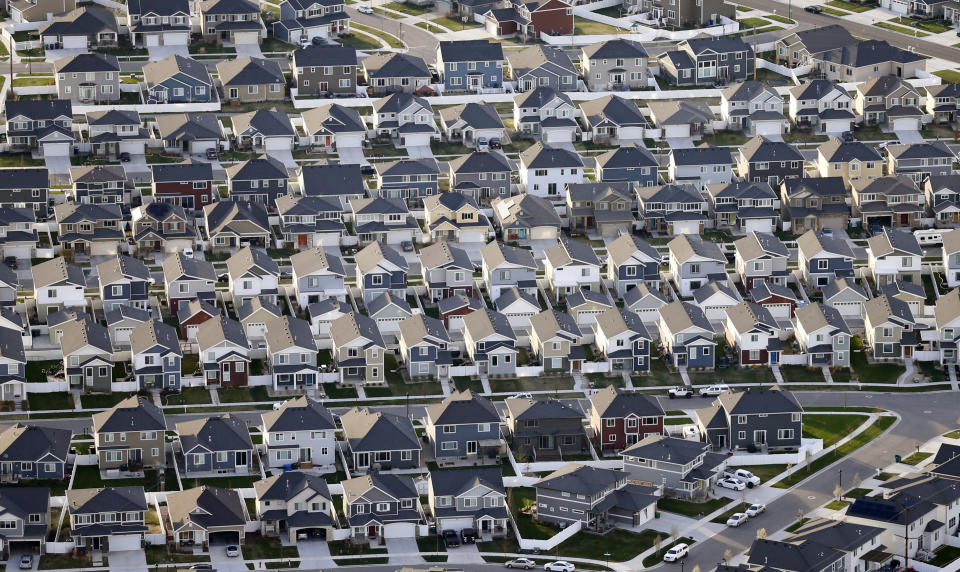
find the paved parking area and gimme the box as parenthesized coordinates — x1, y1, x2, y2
(209, 544, 248, 572)
(147, 45, 189, 61)
(447, 543, 484, 564)
(338, 146, 367, 165)
(235, 43, 263, 58)
(297, 539, 335, 568)
(43, 155, 72, 175)
(385, 538, 423, 565)
(7, 551, 37, 571)
(108, 550, 148, 572)
(895, 130, 923, 143)
(406, 145, 434, 158)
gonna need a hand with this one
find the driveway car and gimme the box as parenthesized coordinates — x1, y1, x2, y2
(443, 530, 460, 547)
(727, 512, 748, 527)
(461, 528, 477, 544)
(20, 555, 33, 570)
(804, 5, 822, 12)
(746, 504, 766, 517)
(505, 558, 536, 569)
(544, 562, 575, 572)
(358, 5, 374, 13)
(718, 477, 746, 491)
(724, 469, 761, 487)
(225, 545, 240, 558)
(663, 544, 689, 562)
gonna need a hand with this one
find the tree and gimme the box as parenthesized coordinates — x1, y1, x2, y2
(724, 549, 733, 564)
(796, 508, 805, 522)
(833, 484, 844, 500)
(670, 525, 679, 540)
(805, 448, 814, 471)
(852, 473, 862, 490)
(654, 535, 662, 557)
(756, 528, 767, 540)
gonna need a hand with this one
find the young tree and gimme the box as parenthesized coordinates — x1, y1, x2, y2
(724, 549, 733, 564)
(756, 528, 767, 540)
(852, 473, 862, 490)
(654, 535, 662, 557)
(805, 448, 814, 471)
(833, 484, 844, 500)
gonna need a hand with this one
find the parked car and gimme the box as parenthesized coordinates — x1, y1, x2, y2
(206, 148, 218, 160)
(663, 544, 689, 562)
(182, 246, 194, 258)
(512, 392, 533, 399)
(3, 256, 17, 270)
(312, 36, 324, 45)
(544, 562, 575, 572)
(188, 566, 214, 571)
(746, 504, 766, 517)
(19, 555, 32, 570)
(804, 5, 822, 12)
(461, 528, 477, 544)
(699, 384, 730, 397)
(443, 529, 460, 547)
(401, 240, 414, 252)
(357, 4, 374, 12)
(119, 152, 131, 162)
(724, 469, 761, 487)
(490, 139, 502, 150)
(717, 477, 746, 491)
(505, 558, 536, 569)
(726, 512, 748, 527)
(225, 545, 240, 558)
(668, 386, 693, 398)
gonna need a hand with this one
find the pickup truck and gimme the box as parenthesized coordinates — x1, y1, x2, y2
(668, 386, 693, 398)
(699, 384, 730, 397)
(723, 468, 761, 487)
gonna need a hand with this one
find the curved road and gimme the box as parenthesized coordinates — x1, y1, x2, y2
(345, 4, 440, 60)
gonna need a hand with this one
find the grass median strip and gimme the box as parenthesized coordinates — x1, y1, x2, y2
(803, 414, 868, 448)
(351, 23, 405, 48)
(873, 21, 930, 36)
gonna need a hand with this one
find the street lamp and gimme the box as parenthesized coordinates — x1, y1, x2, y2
(839, 469, 843, 499)
(604, 552, 611, 568)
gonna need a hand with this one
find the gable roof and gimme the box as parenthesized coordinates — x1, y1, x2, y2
(582, 38, 647, 59)
(492, 194, 562, 230)
(167, 486, 246, 531)
(177, 415, 252, 452)
(32, 257, 85, 288)
(231, 108, 295, 138)
(0, 423, 71, 463)
(519, 142, 584, 169)
(590, 385, 663, 418)
(363, 52, 430, 78)
(92, 395, 165, 434)
(340, 407, 419, 452)
(53, 52, 119, 73)
(225, 155, 288, 182)
(606, 233, 661, 266)
(355, 241, 409, 274)
(130, 319, 181, 356)
(505, 397, 582, 421)
(329, 311, 385, 349)
(143, 54, 211, 86)
(717, 386, 801, 415)
(293, 44, 357, 67)
(659, 301, 712, 333)
(261, 396, 335, 433)
(669, 234, 726, 264)
(430, 466, 504, 497)
(535, 463, 623, 495)
(254, 470, 331, 502)
(482, 241, 536, 270)
(60, 318, 112, 356)
(463, 308, 516, 341)
(226, 246, 280, 279)
(426, 389, 499, 425)
(438, 39, 504, 62)
(196, 315, 248, 350)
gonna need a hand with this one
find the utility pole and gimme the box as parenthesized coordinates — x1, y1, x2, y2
(753, 25, 757, 81)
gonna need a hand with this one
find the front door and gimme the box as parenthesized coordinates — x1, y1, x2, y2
(222, 363, 230, 382)
(229, 88, 238, 99)
(319, 82, 328, 92)
(298, 234, 308, 246)
(129, 449, 142, 462)
(368, 525, 377, 538)
(236, 451, 247, 468)
(469, 75, 480, 89)
(717, 434, 726, 448)
(300, 448, 312, 463)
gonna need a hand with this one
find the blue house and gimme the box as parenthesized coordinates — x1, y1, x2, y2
(0, 423, 72, 480)
(142, 54, 213, 104)
(130, 319, 182, 391)
(594, 307, 652, 373)
(177, 415, 254, 475)
(398, 314, 451, 380)
(355, 241, 409, 306)
(273, 0, 350, 45)
(596, 145, 659, 188)
(605, 233, 663, 296)
(98, 254, 153, 313)
(657, 301, 716, 369)
(425, 389, 503, 465)
(796, 230, 855, 290)
(436, 40, 504, 92)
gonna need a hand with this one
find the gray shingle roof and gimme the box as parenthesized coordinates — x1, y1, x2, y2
(196, 315, 248, 350)
(741, 136, 804, 162)
(596, 144, 657, 170)
(535, 464, 622, 495)
(177, 414, 253, 453)
(505, 397, 582, 421)
(363, 52, 430, 79)
(130, 319, 181, 356)
(430, 466, 503, 496)
(143, 54, 210, 87)
(439, 39, 503, 62)
(426, 389, 499, 425)
(226, 155, 288, 182)
(519, 142, 584, 169)
(53, 52, 118, 73)
(590, 384, 663, 418)
(581, 38, 647, 59)
(622, 434, 708, 464)
(151, 159, 213, 183)
(231, 108, 295, 138)
(0, 423, 71, 463)
(293, 44, 356, 67)
(92, 395, 165, 434)
(340, 407, 419, 452)
(717, 386, 801, 415)
(482, 241, 536, 270)
(449, 150, 512, 174)
(261, 396, 335, 433)
(167, 486, 246, 531)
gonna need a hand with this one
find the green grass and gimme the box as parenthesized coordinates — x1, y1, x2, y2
(900, 451, 933, 465)
(711, 502, 752, 524)
(946, 430, 960, 439)
(689, 367, 775, 386)
(328, 541, 388, 557)
(339, 33, 385, 50)
(853, 125, 899, 142)
(509, 487, 558, 540)
(783, 131, 830, 144)
(889, 16, 951, 33)
(491, 377, 574, 393)
(415, 21, 446, 33)
(825, 0, 873, 11)
(850, 352, 904, 384)
(803, 414, 868, 448)
(556, 529, 667, 562)
(774, 416, 896, 489)
(935, 70, 960, 83)
(180, 474, 260, 489)
(665, 417, 693, 425)
(164, 387, 211, 405)
(383, 1, 432, 14)
(94, 46, 148, 56)
(875, 472, 896, 481)
(929, 545, 960, 567)
(218, 386, 269, 403)
(873, 21, 930, 36)
(431, 15, 482, 29)
(260, 36, 296, 52)
(0, 153, 45, 167)
(785, 517, 810, 532)
(821, 6, 850, 15)
(12, 76, 54, 87)
(145, 546, 210, 565)
(40, 554, 93, 570)
(736, 4, 752, 9)
(417, 535, 447, 555)
(25, 360, 61, 381)
(574, 19, 625, 34)
(845, 487, 871, 498)
(351, 23, 405, 48)
(242, 535, 298, 561)
(732, 464, 787, 482)
(323, 383, 358, 399)
(365, 353, 443, 398)
(453, 376, 485, 394)
(181, 354, 199, 376)
(80, 393, 132, 409)
(656, 497, 729, 517)
(780, 365, 826, 384)
(188, 43, 236, 54)
(27, 392, 72, 411)
(697, 130, 749, 146)
(824, 499, 850, 510)
(766, 14, 794, 23)
(642, 538, 696, 567)
(738, 16, 770, 27)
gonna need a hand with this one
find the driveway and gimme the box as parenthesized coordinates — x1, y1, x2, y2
(267, 148, 299, 172)
(297, 539, 335, 568)
(209, 544, 247, 572)
(122, 155, 151, 183)
(895, 129, 924, 143)
(147, 45, 189, 61)
(235, 43, 263, 58)
(108, 550, 148, 572)
(665, 137, 695, 148)
(338, 146, 368, 165)
(406, 145, 434, 159)
(44, 48, 87, 62)
(7, 551, 37, 571)
(385, 537, 424, 565)
(447, 543, 484, 564)
(43, 155, 71, 175)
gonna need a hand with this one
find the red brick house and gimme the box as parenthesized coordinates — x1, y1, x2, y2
(486, 0, 573, 39)
(178, 299, 219, 340)
(151, 160, 215, 212)
(438, 294, 485, 330)
(589, 385, 664, 452)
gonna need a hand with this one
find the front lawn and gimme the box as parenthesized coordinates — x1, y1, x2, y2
(164, 387, 212, 405)
(850, 351, 904, 384)
(260, 36, 296, 52)
(384, 1, 432, 14)
(935, 70, 960, 83)
(145, 546, 210, 565)
(889, 16, 952, 33)
(80, 393, 132, 410)
(656, 497, 730, 518)
(352, 23, 405, 48)
(688, 367, 775, 386)
(218, 386, 269, 403)
(243, 535, 299, 561)
(733, 464, 788, 483)
(27, 392, 73, 411)
(825, 0, 873, 10)
(803, 414, 868, 447)
(642, 537, 696, 567)
(0, 153, 45, 167)
(490, 377, 574, 393)
(900, 451, 933, 465)
(780, 365, 825, 384)
(453, 376, 485, 394)
(12, 76, 54, 87)
(556, 529, 667, 562)
(188, 43, 236, 54)
(509, 487, 557, 540)
(697, 130, 749, 146)
(873, 21, 929, 36)
(323, 383, 358, 399)
(431, 15, 483, 29)
(738, 16, 770, 27)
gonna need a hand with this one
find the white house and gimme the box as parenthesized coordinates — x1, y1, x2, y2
(867, 228, 922, 286)
(261, 396, 337, 470)
(943, 228, 960, 288)
(544, 237, 602, 301)
(723, 301, 781, 367)
(518, 142, 584, 199)
(226, 246, 280, 308)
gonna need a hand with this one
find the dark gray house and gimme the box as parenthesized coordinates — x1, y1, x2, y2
(67, 486, 148, 551)
(746, 538, 845, 572)
(176, 415, 254, 476)
(696, 387, 803, 452)
(0, 487, 49, 558)
(533, 464, 658, 530)
(342, 472, 421, 542)
(448, 151, 513, 204)
(658, 37, 754, 86)
(226, 156, 289, 205)
(738, 136, 805, 186)
(428, 467, 508, 537)
(425, 389, 503, 465)
(886, 142, 954, 184)
(142, 54, 213, 104)
(506, 45, 577, 92)
(341, 407, 421, 472)
(0, 168, 49, 216)
(374, 158, 440, 208)
(254, 471, 336, 542)
(504, 398, 586, 461)
(0, 424, 72, 480)
(596, 145, 659, 188)
(292, 44, 357, 96)
(622, 435, 727, 499)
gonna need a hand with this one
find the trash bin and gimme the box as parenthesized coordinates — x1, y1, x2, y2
(895, 455, 902, 463)
(655, 510, 661, 519)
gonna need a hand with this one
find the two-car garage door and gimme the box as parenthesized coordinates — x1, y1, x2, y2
(144, 32, 188, 46)
(62, 35, 87, 49)
(109, 534, 142, 552)
(892, 118, 921, 131)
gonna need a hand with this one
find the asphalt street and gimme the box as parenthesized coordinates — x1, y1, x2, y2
(345, 4, 440, 61)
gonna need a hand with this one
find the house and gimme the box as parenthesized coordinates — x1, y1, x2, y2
(349, 197, 419, 245)
(482, 241, 538, 301)
(743, 539, 846, 572)
(504, 398, 586, 460)
(796, 229, 855, 289)
(506, 45, 577, 93)
(307, 298, 350, 340)
(341, 472, 421, 542)
(301, 106, 366, 155)
(254, 471, 337, 542)
(0, 266, 21, 309)
(658, 37, 754, 86)
(0, 424, 71, 480)
(925, 83, 960, 124)
(9, 0, 76, 22)
(589, 385, 663, 452)
(66, 486, 148, 552)
(881, 280, 926, 319)
(155, 113, 221, 157)
(260, 397, 336, 470)
(544, 237, 602, 300)
(667, 234, 727, 297)
(363, 293, 412, 338)
(105, 305, 149, 350)
(372, 158, 440, 208)
(98, 255, 152, 313)
(292, 45, 357, 97)
(567, 288, 615, 329)
(239, 296, 282, 343)
(851, 175, 925, 230)
(92, 395, 166, 471)
(781, 177, 850, 232)
(341, 408, 420, 471)
(151, 160, 215, 212)
(225, 156, 288, 205)
(167, 486, 247, 550)
(775, 24, 857, 68)
(361, 52, 431, 96)
(424, 390, 502, 465)
(657, 301, 716, 369)
(265, 316, 318, 391)
(0, 209, 38, 262)
(868, 227, 923, 286)
(784, 519, 887, 572)
(436, 40, 504, 92)
(397, 314, 451, 381)
(737, 136, 804, 186)
(429, 468, 507, 536)
(788, 78, 856, 134)
(491, 194, 562, 242)
(125, 0, 189, 47)
(355, 241, 409, 306)
(606, 233, 662, 296)
(706, 181, 781, 234)
(197, 316, 250, 387)
(630, 0, 733, 27)
(439, 103, 506, 150)
(566, 182, 634, 238)
(0, 328, 25, 402)
(0, 488, 49, 558)
(812, 40, 925, 83)
(622, 435, 726, 498)
(131, 202, 195, 255)
(440, 295, 487, 332)
(822, 277, 869, 318)
(720, 81, 787, 137)
(943, 229, 960, 287)
(272, 0, 349, 45)
(596, 145, 659, 188)
(485, 0, 573, 39)
(61, 318, 114, 392)
(936, 288, 960, 364)
(749, 281, 798, 322)
(276, 193, 346, 250)
(593, 308, 652, 374)
(54, 202, 125, 257)
(529, 309, 584, 373)
(624, 284, 669, 325)
(163, 253, 217, 316)
(39, 6, 119, 49)
(130, 319, 181, 391)
(330, 312, 386, 386)
(32, 257, 86, 322)
(518, 143, 584, 198)
(289, 246, 347, 307)
(463, 309, 518, 377)
(666, 147, 733, 187)
(648, 100, 715, 141)
(724, 302, 782, 367)
(420, 241, 474, 302)
(423, 193, 491, 244)
(863, 293, 917, 360)
(0, 169, 48, 218)
(4, 101, 74, 158)
(230, 108, 296, 152)
(581, 38, 648, 91)
(79, 110, 144, 159)
(513, 87, 578, 144)
(371, 93, 439, 150)
(226, 246, 280, 307)
(142, 55, 213, 104)
(197, 0, 263, 45)
(734, 231, 789, 290)
(886, 142, 954, 184)
(54, 53, 120, 104)
(694, 281, 740, 323)
(495, 287, 540, 330)
(532, 464, 658, 530)
(177, 415, 254, 475)
(816, 137, 883, 188)
(854, 75, 923, 130)
(580, 94, 648, 146)
(926, 175, 960, 227)
(793, 303, 851, 368)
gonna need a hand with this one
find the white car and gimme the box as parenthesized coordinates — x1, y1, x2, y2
(718, 477, 746, 491)
(544, 561, 575, 572)
(668, 386, 693, 398)
(724, 469, 761, 488)
(726, 512, 748, 527)
(662, 543, 689, 562)
(746, 504, 766, 517)
(357, 5, 374, 12)
(512, 392, 533, 399)
(699, 384, 731, 397)
(505, 558, 537, 569)
(225, 545, 240, 558)
(182, 246, 194, 258)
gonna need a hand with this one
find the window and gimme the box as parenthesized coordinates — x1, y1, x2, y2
(817, 259, 828, 270)
(791, 413, 801, 422)
(778, 429, 795, 440)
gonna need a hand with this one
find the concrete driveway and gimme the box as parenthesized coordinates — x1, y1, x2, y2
(447, 543, 484, 564)
(895, 129, 924, 143)
(122, 155, 151, 182)
(406, 145, 434, 158)
(7, 551, 37, 571)
(235, 43, 263, 58)
(209, 544, 247, 572)
(147, 45, 189, 61)
(108, 550, 148, 572)
(44, 48, 86, 62)
(267, 148, 299, 172)
(385, 537, 424, 565)
(297, 539, 335, 568)
(338, 146, 368, 165)
(665, 137, 695, 148)
(43, 155, 72, 175)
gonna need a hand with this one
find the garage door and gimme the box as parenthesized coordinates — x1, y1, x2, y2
(383, 523, 417, 538)
(145, 34, 160, 47)
(119, 141, 144, 155)
(664, 125, 689, 139)
(191, 140, 217, 156)
(704, 306, 728, 321)
(764, 303, 791, 319)
(109, 534, 142, 551)
(830, 302, 861, 316)
(892, 118, 919, 131)
(265, 137, 290, 151)
(186, 325, 200, 341)
(42, 142, 71, 157)
(530, 227, 557, 240)
(115, 327, 134, 344)
(544, 129, 571, 144)
(634, 307, 660, 322)
(162, 31, 189, 45)
(63, 35, 87, 49)
(744, 218, 771, 234)
(754, 121, 781, 137)
(2, 245, 31, 260)
(90, 241, 118, 256)
(247, 323, 267, 339)
(234, 31, 260, 44)
(439, 517, 474, 532)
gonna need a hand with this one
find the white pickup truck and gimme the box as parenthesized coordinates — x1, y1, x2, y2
(699, 384, 731, 397)
(723, 468, 761, 488)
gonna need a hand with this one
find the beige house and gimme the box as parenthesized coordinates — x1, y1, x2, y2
(92, 395, 166, 471)
(528, 309, 583, 374)
(330, 311, 386, 386)
(815, 137, 883, 189)
(854, 76, 923, 129)
(9, 0, 75, 22)
(217, 57, 285, 103)
(167, 486, 249, 550)
(811, 39, 925, 83)
(422, 193, 491, 244)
